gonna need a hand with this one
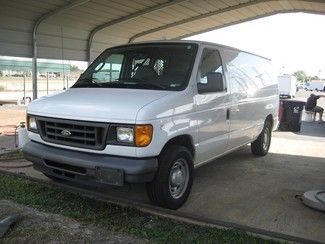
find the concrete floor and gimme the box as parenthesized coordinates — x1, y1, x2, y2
(188, 122, 325, 242)
(183, 143, 325, 242)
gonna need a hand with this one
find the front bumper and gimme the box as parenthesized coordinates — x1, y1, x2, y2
(22, 141, 158, 186)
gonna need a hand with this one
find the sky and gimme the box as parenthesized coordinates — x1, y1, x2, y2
(186, 13, 325, 78)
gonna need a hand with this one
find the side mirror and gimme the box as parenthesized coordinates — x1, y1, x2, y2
(198, 72, 224, 94)
(197, 83, 209, 94)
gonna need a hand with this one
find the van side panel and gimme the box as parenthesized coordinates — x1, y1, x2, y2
(222, 49, 278, 149)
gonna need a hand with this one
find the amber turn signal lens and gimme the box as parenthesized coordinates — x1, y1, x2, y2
(135, 125, 153, 147)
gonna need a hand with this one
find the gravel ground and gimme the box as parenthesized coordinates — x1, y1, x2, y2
(0, 105, 26, 136)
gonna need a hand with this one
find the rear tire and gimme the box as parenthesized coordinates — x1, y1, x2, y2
(146, 145, 193, 210)
(251, 120, 272, 156)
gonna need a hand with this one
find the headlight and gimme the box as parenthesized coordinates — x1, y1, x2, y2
(116, 127, 134, 144)
(27, 116, 38, 132)
(109, 124, 153, 147)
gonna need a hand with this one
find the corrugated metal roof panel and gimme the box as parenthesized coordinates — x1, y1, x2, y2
(0, 0, 323, 62)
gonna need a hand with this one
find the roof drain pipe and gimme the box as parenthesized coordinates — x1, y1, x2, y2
(32, 0, 91, 100)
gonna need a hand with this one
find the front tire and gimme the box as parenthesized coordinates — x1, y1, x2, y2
(251, 120, 272, 156)
(146, 145, 193, 210)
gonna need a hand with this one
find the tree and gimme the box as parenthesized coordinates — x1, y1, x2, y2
(293, 70, 307, 83)
(309, 75, 319, 81)
(70, 65, 80, 72)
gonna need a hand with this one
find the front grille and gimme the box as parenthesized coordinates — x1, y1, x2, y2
(37, 117, 109, 150)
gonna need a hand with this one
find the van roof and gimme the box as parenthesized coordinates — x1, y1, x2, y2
(108, 40, 271, 61)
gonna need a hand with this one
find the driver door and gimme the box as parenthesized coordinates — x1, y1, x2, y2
(194, 48, 231, 164)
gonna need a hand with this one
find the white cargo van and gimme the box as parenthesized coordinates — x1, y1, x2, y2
(306, 80, 325, 91)
(23, 41, 279, 209)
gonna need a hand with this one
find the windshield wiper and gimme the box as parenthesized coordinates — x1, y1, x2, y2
(73, 78, 167, 90)
(112, 78, 167, 90)
(133, 82, 167, 90)
(73, 78, 102, 88)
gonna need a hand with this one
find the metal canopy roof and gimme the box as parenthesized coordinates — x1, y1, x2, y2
(1, 0, 325, 63)
(1, 0, 324, 99)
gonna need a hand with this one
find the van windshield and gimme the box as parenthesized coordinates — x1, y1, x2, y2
(73, 43, 198, 91)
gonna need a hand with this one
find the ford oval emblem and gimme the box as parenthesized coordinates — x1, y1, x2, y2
(61, 129, 72, 137)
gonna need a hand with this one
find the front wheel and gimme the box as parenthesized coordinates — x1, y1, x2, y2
(251, 120, 272, 156)
(146, 145, 193, 210)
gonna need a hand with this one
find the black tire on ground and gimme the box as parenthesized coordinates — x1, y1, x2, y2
(146, 145, 193, 210)
(251, 120, 272, 156)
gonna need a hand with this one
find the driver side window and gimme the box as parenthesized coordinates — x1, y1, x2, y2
(198, 48, 225, 93)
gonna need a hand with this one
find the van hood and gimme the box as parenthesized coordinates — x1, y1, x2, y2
(27, 88, 172, 123)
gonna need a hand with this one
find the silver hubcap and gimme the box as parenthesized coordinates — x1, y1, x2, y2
(169, 159, 189, 199)
(263, 127, 270, 150)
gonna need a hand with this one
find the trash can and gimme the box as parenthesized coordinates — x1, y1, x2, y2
(278, 100, 285, 123)
(279, 100, 305, 132)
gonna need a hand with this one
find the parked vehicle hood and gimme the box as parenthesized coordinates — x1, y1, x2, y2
(27, 88, 172, 123)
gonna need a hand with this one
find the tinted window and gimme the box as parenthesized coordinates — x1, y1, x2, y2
(224, 50, 276, 98)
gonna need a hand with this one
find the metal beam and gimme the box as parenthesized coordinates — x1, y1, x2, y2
(128, 0, 325, 43)
(32, 0, 90, 100)
(128, 0, 271, 43)
(296, 0, 325, 3)
(174, 9, 325, 41)
(87, 0, 189, 63)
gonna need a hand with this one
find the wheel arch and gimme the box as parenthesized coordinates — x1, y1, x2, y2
(265, 114, 274, 129)
(160, 134, 195, 158)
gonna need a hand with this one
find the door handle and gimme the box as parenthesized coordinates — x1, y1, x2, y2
(226, 108, 230, 120)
